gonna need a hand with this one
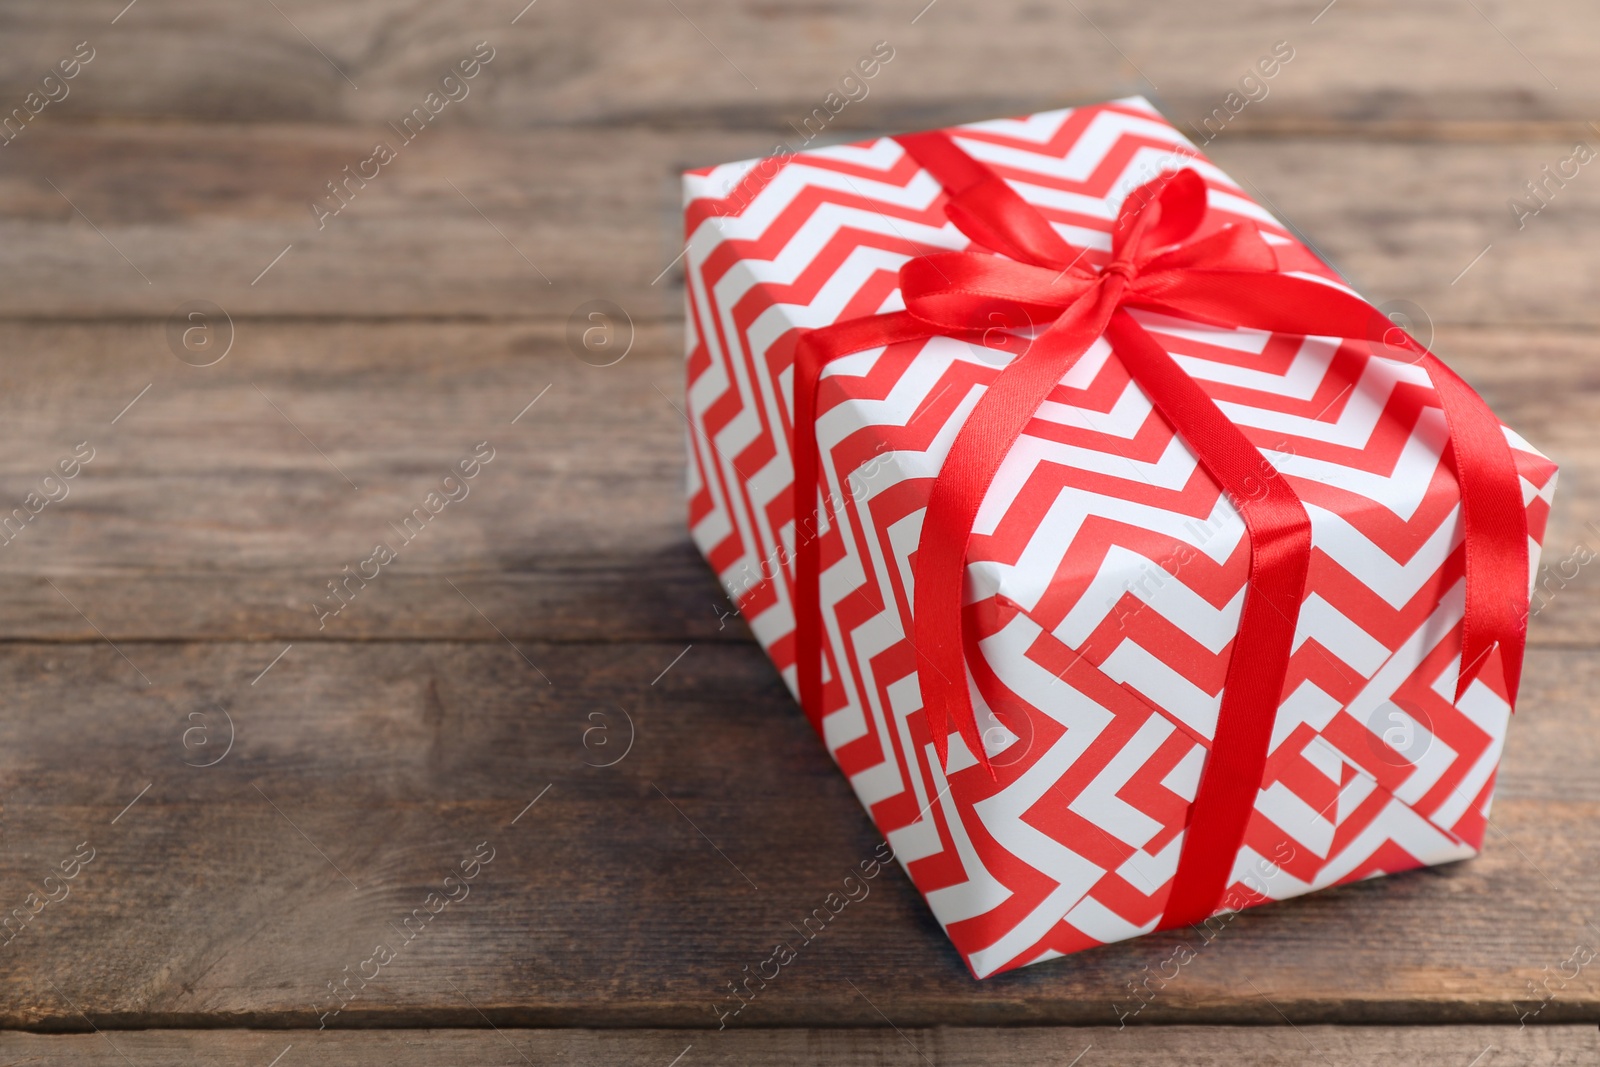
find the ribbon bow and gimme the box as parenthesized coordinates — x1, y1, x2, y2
(789, 128, 1529, 927)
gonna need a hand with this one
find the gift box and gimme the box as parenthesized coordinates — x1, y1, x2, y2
(681, 97, 1556, 978)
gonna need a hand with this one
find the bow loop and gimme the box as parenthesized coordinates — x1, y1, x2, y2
(1142, 222, 1278, 275)
(900, 253, 1095, 335)
(1112, 168, 1208, 261)
(944, 177, 1078, 269)
(897, 166, 1281, 347)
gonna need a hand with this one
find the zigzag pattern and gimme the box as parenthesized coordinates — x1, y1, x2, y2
(682, 97, 1558, 978)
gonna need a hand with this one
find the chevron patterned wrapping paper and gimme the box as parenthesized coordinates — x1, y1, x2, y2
(680, 96, 1558, 978)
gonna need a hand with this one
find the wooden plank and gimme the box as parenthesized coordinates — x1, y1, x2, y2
(0, 319, 1588, 644)
(0, 1026, 1591, 1065)
(0, 0, 1589, 1043)
(0, 0, 1595, 132)
(1, 125, 1597, 323)
(0, 638, 1595, 1027)
(0, 317, 732, 643)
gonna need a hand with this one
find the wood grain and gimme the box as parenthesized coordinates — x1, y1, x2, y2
(0, 317, 718, 642)
(0, 0, 1594, 131)
(0, 124, 1592, 324)
(0, 638, 1594, 1027)
(0, 0, 1595, 1043)
(0, 1026, 1592, 1065)
(0, 319, 1587, 645)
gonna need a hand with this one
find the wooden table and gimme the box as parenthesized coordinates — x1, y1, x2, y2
(0, 1, 1596, 1062)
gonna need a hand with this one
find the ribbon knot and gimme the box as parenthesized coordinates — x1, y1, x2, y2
(894, 163, 1283, 356)
(1100, 257, 1137, 281)
(788, 128, 1530, 930)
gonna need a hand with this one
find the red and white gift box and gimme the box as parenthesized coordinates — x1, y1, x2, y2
(680, 97, 1556, 977)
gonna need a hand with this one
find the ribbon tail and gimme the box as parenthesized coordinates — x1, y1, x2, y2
(792, 312, 932, 726)
(1420, 353, 1530, 705)
(911, 303, 1114, 779)
(1140, 271, 1532, 708)
(920, 649, 953, 776)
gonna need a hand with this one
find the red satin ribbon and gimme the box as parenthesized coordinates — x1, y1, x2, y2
(790, 129, 1529, 927)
